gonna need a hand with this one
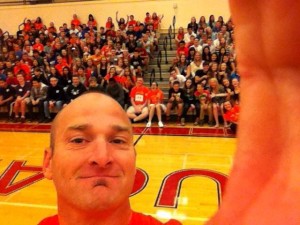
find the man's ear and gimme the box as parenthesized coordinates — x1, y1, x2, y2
(43, 147, 53, 180)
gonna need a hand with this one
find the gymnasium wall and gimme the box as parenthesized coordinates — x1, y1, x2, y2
(0, 0, 230, 35)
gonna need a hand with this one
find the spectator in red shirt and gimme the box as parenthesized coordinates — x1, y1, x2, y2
(23, 19, 32, 33)
(55, 55, 69, 76)
(152, 12, 164, 31)
(71, 14, 81, 27)
(127, 14, 137, 27)
(32, 38, 44, 53)
(13, 60, 31, 80)
(126, 76, 149, 123)
(176, 40, 189, 58)
(223, 100, 239, 133)
(87, 14, 97, 30)
(6, 71, 18, 86)
(34, 17, 43, 31)
(105, 17, 115, 31)
(144, 12, 152, 25)
(175, 27, 185, 48)
(47, 22, 57, 34)
(146, 81, 165, 128)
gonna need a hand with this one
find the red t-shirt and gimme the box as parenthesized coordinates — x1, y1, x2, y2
(13, 64, 31, 76)
(128, 20, 137, 27)
(144, 17, 152, 25)
(38, 211, 182, 225)
(71, 19, 81, 27)
(148, 88, 164, 104)
(130, 85, 149, 105)
(152, 18, 160, 31)
(33, 43, 44, 52)
(34, 22, 43, 30)
(106, 21, 114, 30)
(23, 22, 31, 32)
(55, 63, 69, 76)
(176, 47, 188, 57)
(224, 105, 240, 123)
(194, 90, 210, 103)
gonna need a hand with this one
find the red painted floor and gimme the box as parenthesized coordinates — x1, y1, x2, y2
(0, 122, 235, 137)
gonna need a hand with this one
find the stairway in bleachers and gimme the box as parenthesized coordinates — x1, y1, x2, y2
(145, 31, 177, 101)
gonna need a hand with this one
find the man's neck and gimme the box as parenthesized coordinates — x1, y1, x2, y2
(58, 201, 132, 225)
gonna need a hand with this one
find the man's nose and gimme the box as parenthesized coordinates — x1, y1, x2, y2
(88, 138, 113, 168)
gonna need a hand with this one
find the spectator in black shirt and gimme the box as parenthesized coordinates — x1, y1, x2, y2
(106, 78, 125, 108)
(0, 75, 15, 120)
(165, 81, 186, 123)
(32, 67, 48, 85)
(65, 75, 87, 104)
(44, 77, 66, 122)
(131, 49, 144, 74)
(88, 76, 104, 93)
(126, 34, 137, 53)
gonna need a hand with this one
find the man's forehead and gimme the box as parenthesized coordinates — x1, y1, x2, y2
(56, 93, 129, 123)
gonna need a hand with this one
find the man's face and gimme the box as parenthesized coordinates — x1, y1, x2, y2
(16, 74, 24, 83)
(0, 80, 6, 88)
(72, 77, 80, 86)
(173, 83, 179, 91)
(89, 80, 97, 87)
(197, 84, 203, 92)
(50, 78, 58, 87)
(43, 94, 136, 212)
(32, 80, 40, 88)
(224, 101, 232, 111)
(170, 71, 177, 78)
(136, 78, 143, 86)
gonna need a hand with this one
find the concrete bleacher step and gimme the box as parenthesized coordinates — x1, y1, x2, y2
(153, 48, 177, 54)
(148, 64, 172, 71)
(158, 38, 176, 44)
(159, 33, 176, 38)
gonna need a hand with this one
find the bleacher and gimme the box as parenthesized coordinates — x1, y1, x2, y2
(0, 8, 238, 127)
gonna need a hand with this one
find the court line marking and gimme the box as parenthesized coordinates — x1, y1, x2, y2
(0, 201, 57, 209)
(182, 154, 188, 169)
(0, 201, 209, 222)
(133, 127, 148, 146)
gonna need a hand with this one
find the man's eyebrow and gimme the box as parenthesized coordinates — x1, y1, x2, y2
(111, 124, 132, 133)
(66, 123, 92, 132)
(65, 124, 131, 133)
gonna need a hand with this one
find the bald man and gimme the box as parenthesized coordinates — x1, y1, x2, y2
(40, 92, 181, 225)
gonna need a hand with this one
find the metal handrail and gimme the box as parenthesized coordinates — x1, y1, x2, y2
(163, 36, 168, 64)
(157, 50, 163, 81)
(172, 15, 176, 39)
(168, 25, 173, 50)
(149, 68, 155, 85)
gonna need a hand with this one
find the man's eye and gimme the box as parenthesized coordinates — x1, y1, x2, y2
(70, 138, 85, 144)
(111, 139, 126, 144)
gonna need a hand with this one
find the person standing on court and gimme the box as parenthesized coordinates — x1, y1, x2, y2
(40, 92, 181, 225)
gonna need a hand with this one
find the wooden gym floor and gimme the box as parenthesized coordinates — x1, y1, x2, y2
(0, 122, 236, 225)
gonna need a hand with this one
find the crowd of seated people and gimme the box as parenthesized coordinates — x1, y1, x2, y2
(0, 12, 163, 123)
(0, 12, 239, 131)
(168, 15, 239, 129)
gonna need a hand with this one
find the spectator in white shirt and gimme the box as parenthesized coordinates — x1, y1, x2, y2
(169, 67, 186, 88)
